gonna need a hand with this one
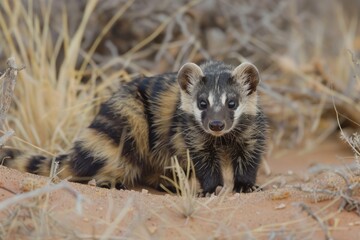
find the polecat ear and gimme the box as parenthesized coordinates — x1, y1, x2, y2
(231, 62, 260, 95)
(177, 63, 204, 94)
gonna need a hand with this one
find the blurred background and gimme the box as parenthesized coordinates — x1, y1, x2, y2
(0, 0, 359, 158)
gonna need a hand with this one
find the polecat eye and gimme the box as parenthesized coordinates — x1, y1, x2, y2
(198, 100, 208, 110)
(227, 100, 237, 109)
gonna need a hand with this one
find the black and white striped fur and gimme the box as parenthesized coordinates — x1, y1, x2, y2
(1, 61, 267, 194)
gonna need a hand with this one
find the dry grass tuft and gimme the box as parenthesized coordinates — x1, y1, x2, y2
(161, 151, 199, 218)
(0, 0, 129, 155)
(0, 0, 359, 154)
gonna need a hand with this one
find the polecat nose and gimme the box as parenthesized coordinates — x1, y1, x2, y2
(209, 120, 225, 132)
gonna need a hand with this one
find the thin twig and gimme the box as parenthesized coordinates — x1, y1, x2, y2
(0, 181, 85, 215)
(0, 57, 25, 121)
(296, 203, 333, 240)
(0, 186, 17, 195)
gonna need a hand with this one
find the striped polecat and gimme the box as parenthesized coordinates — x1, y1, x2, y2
(1, 61, 267, 194)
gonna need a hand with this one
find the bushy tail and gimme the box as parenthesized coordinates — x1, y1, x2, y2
(0, 147, 68, 178)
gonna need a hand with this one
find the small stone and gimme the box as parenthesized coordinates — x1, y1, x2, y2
(271, 190, 291, 200)
(275, 203, 286, 210)
(348, 221, 360, 226)
(147, 225, 157, 234)
(88, 179, 96, 187)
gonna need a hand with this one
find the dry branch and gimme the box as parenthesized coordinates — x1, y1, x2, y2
(0, 181, 84, 215)
(296, 203, 333, 240)
(0, 58, 25, 122)
(0, 58, 24, 148)
(293, 169, 360, 216)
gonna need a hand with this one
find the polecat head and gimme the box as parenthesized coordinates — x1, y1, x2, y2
(177, 61, 260, 137)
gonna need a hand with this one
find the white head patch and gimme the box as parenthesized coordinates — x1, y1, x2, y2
(221, 93, 226, 105)
(208, 92, 214, 107)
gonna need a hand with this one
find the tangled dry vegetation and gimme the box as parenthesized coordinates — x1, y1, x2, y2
(0, 0, 360, 239)
(0, 0, 359, 152)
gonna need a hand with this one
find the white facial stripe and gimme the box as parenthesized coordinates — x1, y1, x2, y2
(193, 102, 202, 123)
(221, 93, 226, 105)
(208, 92, 214, 106)
(179, 93, 193, 113)
(234, 104, 246, 121)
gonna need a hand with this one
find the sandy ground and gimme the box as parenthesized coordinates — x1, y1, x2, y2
(0, 136, 359, 239)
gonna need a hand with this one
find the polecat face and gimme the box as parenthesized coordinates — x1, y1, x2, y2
(178, 61, 260, 137)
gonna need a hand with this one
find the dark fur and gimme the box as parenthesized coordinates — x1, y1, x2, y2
(1, 61, 267, 194)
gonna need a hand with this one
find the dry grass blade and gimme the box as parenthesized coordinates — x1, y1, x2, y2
(100, 196, 134, 240)
(79, 0, 135, 75)
(57, 0, 98, 85)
